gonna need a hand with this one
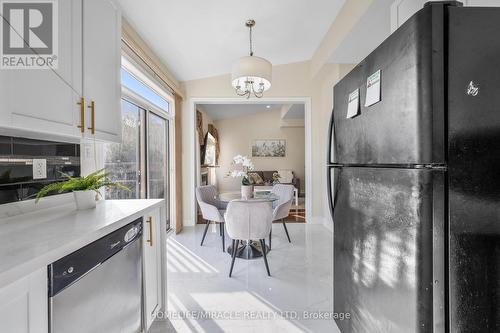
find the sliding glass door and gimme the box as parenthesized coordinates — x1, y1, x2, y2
(105, 100, 171, 230)
(104, 99, 142, 200)
(147, 112, 169, 225)
(105, 63, 173, 230)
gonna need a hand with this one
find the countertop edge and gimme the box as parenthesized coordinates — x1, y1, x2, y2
(0, 199, 164, 288)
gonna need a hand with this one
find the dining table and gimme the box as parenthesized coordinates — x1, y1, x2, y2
(218, 191, 279, 259)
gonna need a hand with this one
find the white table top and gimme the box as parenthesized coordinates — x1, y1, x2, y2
(218, 192, 279, 203)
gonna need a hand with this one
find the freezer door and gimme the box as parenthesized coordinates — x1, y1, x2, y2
(448, 7, 500, 333)
(331, 167, 445, 333)
(331, 3, 448, 165)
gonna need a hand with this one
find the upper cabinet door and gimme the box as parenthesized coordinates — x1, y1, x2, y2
(0, 0, 82, 141)
(83, 0, 122, 143)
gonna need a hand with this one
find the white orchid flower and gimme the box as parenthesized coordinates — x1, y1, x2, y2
(233, 155, 243, 164)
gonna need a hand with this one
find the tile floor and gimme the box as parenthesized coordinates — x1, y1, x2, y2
(154, 223, 338, 333)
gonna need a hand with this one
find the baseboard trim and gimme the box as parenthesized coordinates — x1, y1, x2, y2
(309, 216, 333, 233)
(323, 220, 333, 233)
(308, 216, 324, 224)
(183, 219, 196, 227)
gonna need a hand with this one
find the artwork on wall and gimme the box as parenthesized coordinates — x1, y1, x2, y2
(252, 139, 286, 157)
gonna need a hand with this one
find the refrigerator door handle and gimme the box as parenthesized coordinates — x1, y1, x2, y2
(328, 107, 336, 164)
(328, 166, 342, 219)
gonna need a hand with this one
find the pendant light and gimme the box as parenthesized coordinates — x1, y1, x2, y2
(231, 19, 272, 98)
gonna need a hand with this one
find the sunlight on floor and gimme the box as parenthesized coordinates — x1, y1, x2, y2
(164, 223, 337, 333)
(168, 239, 219, 274)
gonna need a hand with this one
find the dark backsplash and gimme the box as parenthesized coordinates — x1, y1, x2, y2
(0, 136, 80, 205)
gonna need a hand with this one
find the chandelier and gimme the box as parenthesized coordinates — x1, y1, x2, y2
(231, 19, 272, 98)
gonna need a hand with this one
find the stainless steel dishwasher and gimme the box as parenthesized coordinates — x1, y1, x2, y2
(48, 218, 143, 333)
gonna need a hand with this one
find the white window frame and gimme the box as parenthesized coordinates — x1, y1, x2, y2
(120, 54, 176, 230)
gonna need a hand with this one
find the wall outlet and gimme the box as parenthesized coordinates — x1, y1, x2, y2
(33, 159, 47, 180)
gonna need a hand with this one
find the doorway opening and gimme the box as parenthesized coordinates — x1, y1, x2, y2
(187, 98, 312, 227)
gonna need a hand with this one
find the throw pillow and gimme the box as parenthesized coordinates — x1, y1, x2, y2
(277, 170, 293, 183)
(248, 172, 264, 185)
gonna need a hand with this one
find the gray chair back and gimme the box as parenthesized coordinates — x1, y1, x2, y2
(196, 185, 224, 223)
(225, 200, 273, 240)
(271, 184, 295, 221)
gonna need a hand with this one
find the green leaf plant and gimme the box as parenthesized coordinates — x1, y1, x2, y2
(35, 169, 129, 203)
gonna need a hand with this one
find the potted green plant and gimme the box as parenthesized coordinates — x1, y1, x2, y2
(35, 169, 129, 210)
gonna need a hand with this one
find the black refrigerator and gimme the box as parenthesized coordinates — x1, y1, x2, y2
(327, 1, 500, 333)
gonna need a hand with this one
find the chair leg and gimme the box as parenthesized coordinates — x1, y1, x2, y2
(260, 239, 271, 276)
(229, 239, 238, 277)
(282, 218, 291, 243)
(269, 227, 272, 250)
(200, 220, 210, 246)
(221, 223, 225, 252)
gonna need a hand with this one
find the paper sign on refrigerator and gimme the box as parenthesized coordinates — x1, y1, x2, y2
(346, 88, 360, 119)
(365, 70, 381, 107)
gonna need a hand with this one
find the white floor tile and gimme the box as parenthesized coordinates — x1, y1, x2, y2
(159, 223, 340, 333)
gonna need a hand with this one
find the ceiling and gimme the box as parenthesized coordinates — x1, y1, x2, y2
(200, 104, 282, 121)
(200, 103, 304, 121)
(117, 0, 345, 81)
(329, 0, 393, 64)
(329, 0, 500, 64)
(283, 104, 304, 119)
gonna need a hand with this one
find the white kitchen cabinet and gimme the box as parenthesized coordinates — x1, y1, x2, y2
(82, 0, 122, 143)
(0, 267, 47, 333)
(0, 0, 82, 141)
(142, 207, 162, 331)
(0, 0, 121, 143)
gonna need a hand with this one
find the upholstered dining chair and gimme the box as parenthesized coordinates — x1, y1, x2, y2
(269, 184, 295, 249)
(225, 200, 273, 277)
(196, 185, 228, 252)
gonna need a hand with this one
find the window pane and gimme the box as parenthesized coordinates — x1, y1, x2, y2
(121, 68, 169, 112)
(104, 100, 141, 199)
(148, 112, 169, 228)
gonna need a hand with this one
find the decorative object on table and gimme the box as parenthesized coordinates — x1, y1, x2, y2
(35, 169, 129, 210)
(227, 154, 254, 199)
(252, 139, 286, 157)
(272, 172, 281, 185)
(232, 19, 272, 98)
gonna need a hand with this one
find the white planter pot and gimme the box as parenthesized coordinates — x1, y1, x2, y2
(73, 190, 97, 210)
(241, 185, 254, 199)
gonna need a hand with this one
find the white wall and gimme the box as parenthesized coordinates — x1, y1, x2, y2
(213, 109, 305, 193)
(181, 61, 355, 226)
(391, 0, 500, 32)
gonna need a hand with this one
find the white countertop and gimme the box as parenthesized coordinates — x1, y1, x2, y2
(0, 199, 164, 287)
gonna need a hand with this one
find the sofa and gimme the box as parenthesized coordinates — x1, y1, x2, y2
(247, 170, 300, 191)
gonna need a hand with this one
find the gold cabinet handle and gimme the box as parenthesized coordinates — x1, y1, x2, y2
(77, 97, 85, 133)
(87, 100, 95, 134)
(146, 216, 153, 246)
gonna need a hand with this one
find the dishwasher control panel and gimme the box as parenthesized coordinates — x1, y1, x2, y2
(48, 218, 143, 297)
